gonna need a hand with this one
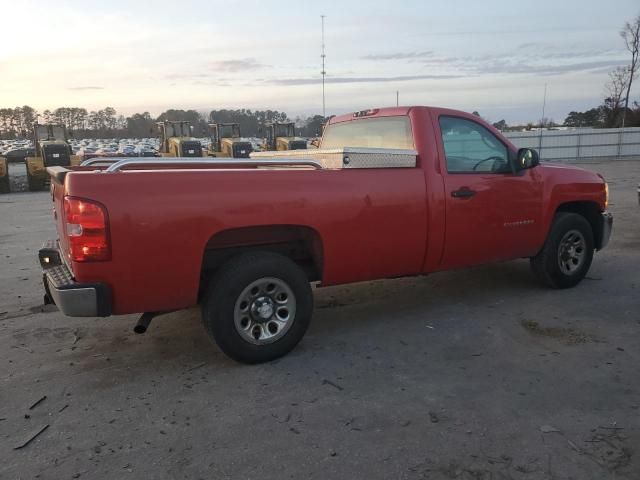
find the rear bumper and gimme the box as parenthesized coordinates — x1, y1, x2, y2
(598, 211, 613, 250)
(40, 242, 111, 317)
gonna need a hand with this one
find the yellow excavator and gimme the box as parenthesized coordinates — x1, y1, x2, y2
(25, 124, 81, 191)
(157, 121, 203, 157)
(263, 122, 307, 151)
(207, 123, 253, 158)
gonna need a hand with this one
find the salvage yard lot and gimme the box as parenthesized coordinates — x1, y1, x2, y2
(1, 161, 639, 479)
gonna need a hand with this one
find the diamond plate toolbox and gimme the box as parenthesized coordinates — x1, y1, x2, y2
(250, 147, 417, 169)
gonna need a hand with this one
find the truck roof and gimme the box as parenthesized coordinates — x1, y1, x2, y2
(329, 106, 419, 124)
(327, 106, 504, 138)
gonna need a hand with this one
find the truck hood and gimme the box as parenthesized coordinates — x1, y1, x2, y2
(537, 162, 603, 182)
(537, 162, 607, 210)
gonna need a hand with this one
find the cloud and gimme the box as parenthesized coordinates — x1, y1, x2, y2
(162, 73, 235, 87)
(414, 47, 627, 77)
(266, 74, 464, 86)
(415, 26, 619, 37)
(164, 73, 211, 80)
(516, 42, 540, 49)
(476, 59, 626, 76)
(68, 86, 104, 91)
(362, 51, 433, 61)
(512, 43, 620, 60)
(210, 58, 265, 72)
(359, 46, 626, 79)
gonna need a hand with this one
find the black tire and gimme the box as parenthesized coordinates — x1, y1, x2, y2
(202, 251, 313, 364)
(530, 212, 594, 289)
(0, 173, 9, 194)
(27, 178, 44, 192)
(26, 172, 45, 192)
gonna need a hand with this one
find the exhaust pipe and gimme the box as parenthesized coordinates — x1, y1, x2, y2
(134, 312, 154, 334)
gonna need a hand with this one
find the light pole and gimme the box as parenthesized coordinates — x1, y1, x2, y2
(321, 15, 326, 119)
(536, 83, 548, 157)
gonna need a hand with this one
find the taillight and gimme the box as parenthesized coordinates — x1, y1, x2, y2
(63, 197, 111, 262)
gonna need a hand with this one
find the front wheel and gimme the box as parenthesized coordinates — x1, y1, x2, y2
(530, 212, 595, 289)
(202, 252, 313, 364)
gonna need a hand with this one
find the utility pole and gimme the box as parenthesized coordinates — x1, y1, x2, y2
(321, 15, 326, 119)
(538, 83, 547, 155)
(396, 90, 399, 107)
(540, 83, 547, 126)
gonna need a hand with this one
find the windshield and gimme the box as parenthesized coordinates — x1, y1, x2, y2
(274, 124, 294, 137)
(51, 126, 65, 140)
(219, 124, 239, 138)
(321, 116, 414, 149)
(166, 123, 189, 137)
(36, 125, 65, 141)
(36, 125, 49, 140)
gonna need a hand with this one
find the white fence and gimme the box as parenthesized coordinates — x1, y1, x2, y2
(504, 127, 640, 162)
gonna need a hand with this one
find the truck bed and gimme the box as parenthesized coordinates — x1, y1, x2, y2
(47, 155, 429, 314)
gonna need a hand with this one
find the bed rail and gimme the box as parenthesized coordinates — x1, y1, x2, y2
(80, 157, 324, 173)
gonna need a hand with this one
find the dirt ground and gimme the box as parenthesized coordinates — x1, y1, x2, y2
(1, 161, 639, 480)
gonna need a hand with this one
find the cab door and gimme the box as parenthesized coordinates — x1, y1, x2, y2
(435, 115, 543, 270)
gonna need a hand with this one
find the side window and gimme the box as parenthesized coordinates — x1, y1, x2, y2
(439, 116, 509, 173)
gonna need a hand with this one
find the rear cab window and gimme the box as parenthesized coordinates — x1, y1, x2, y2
(321, 116, 414, 150)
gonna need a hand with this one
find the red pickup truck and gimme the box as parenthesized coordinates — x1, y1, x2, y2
(39, 106, 612, 363)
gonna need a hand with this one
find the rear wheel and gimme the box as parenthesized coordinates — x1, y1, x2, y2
(530, 212, 594, 289)
(202, 252, 313, 364)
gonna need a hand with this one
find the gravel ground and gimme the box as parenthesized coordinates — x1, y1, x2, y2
(1, 160, 639, 480)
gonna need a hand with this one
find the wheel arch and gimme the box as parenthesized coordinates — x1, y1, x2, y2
(553, 201, 605, 249)
(199, 224, 324, 297)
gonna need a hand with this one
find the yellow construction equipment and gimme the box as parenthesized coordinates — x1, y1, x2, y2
(0, 156, 9, 193)
(157, 121, 203, 157)
(25, 124, 81, 191)
(263, 122, 307, 151)
(207, 123, 253, 158)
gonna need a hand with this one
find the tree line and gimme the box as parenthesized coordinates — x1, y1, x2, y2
(0, 106, 328, 140)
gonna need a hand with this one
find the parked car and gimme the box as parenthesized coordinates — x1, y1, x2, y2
(76, 147, 98, 155)
(134, 145, 157, 157)
(39, 106, 612, 364)
(117, 145, 137, 156)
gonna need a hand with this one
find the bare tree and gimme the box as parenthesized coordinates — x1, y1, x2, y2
(605, 66, 631, 126)
(620, 15, 640, 127)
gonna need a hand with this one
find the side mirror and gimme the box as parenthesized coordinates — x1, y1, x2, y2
(515, 148, 539, 171)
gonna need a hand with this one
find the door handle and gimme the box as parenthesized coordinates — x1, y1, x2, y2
(451, 188, 476, 198)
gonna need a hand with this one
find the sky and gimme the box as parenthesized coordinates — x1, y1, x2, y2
(0, 0, 638, 124)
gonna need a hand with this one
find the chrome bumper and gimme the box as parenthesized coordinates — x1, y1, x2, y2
(40, 242, 111, 317)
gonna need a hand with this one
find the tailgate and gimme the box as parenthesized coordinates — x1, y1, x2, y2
(47, 167, 71, 269)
